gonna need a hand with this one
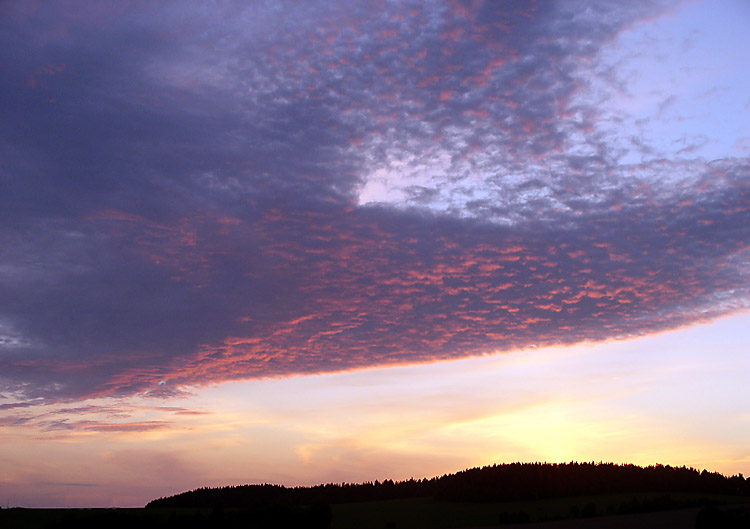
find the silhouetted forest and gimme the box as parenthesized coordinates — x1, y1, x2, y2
(147, 462, 749, 508)
(2, 463, 748, 529)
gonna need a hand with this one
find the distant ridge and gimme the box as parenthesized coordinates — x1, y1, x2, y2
(147, 462, 749, 508)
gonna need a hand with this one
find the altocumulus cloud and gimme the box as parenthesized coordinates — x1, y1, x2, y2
(0, 0, 748, 404)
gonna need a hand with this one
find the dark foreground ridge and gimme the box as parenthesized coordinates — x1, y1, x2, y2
(148, 462, 749, 508)
(3, 463, 750, 529)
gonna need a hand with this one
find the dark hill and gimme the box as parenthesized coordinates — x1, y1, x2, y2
(147, 462, 749, 508)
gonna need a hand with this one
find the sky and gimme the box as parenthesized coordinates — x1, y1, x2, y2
(0, 0, 749, 508)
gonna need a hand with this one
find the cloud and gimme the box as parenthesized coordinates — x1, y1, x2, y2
(0, 400, 208, 436)
(77, 421, 175, 433)
(37, 482, 99, 487)
(1, 0, 748, 404)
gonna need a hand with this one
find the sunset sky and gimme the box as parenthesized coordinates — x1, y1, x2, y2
(1, 0, 749, 508)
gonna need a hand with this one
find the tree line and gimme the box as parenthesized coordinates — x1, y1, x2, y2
(147, 461, 749, 508)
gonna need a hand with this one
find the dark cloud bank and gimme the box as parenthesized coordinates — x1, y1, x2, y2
(0, 0, 748, 404)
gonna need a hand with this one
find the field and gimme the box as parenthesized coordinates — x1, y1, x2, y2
(2, 492, 748, 529)
(330, 492, 747, 528)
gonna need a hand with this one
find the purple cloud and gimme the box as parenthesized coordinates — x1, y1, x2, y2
(1, 0, 747, 405)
